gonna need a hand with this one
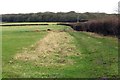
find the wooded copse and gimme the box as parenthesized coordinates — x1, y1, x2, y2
(1, 11, 117, 22)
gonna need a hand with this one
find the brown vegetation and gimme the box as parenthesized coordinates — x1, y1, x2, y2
(58, 16, 119, 36)
(14, 31, 80, 66)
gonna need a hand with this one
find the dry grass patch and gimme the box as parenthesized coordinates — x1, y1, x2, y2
(14, 31, 80, 66)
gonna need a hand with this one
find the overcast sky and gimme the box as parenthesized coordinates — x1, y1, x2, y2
(0, 0, 119, 14)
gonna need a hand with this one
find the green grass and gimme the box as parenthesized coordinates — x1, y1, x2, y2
(2, 24, 118, 78)
(0, 26, 2, 79)
(2, 27, 47, 78)
(68, 32, 118, 78)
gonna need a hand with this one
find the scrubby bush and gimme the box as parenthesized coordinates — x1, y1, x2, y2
(58, 16, 119, 36)
(84, 17, 119, 36)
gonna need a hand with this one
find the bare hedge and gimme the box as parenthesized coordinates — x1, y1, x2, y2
(58, 17, 119, 36)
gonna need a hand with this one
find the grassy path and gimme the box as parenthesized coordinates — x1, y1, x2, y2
(68, 32, 118, 78)
(2, 25, 118, 78)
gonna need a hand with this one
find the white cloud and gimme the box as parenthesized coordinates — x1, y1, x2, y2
(0, 0, 119, 14)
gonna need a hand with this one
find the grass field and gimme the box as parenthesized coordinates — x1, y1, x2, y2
(2, 23, 118, 78)
(0, 25, 2, 79)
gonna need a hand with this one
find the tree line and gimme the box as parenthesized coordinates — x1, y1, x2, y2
(1, 11, 116, 22)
